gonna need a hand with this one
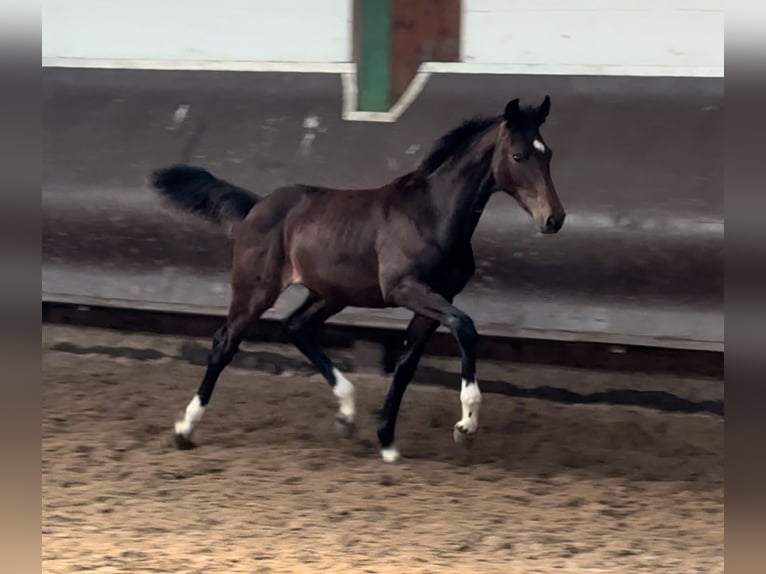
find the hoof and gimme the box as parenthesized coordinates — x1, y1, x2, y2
(173, 432, 197, 451)
(453, 424, 476, 447)
(335, 416, 356, 439)
(380, 446, 401, 464)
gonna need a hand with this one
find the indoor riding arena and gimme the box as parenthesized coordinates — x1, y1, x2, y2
(43, 1, 723, 573)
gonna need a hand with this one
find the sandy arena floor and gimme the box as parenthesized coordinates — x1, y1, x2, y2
(42, 325, 723, 573)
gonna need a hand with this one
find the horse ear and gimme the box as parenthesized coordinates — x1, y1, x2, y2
(504, 98, 521, 124)
(537, 95, 551, 125)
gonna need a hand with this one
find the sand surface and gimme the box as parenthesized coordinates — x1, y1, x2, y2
(42, 326, 723, 573)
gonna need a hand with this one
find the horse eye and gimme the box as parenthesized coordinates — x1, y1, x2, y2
(512, 153, 524, 162)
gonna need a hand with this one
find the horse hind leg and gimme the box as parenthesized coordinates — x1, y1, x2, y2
(172, 280, 279, 449)
(282, 294, 353, 436)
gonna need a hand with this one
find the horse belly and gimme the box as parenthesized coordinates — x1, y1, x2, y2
(289, 236, 385, 307)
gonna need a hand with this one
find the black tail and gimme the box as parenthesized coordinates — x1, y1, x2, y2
(150, 164, 259, 227)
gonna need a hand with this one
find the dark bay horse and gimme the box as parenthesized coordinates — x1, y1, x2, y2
(151, 96, 565, 463)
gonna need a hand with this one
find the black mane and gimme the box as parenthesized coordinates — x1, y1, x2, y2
(419, 116, 498, 176)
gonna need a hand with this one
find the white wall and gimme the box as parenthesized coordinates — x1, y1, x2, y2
(462, 0, 723, 76)
(43, 0, 352, 64)
(43, 0, 723, 77)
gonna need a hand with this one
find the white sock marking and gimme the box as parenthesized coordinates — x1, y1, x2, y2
(533, 139, 546, 153)
(332, 368, 355, 421)
(381, 446, 400, 463)
(174, 395, 205, 438)
(456, 378, 482, 433)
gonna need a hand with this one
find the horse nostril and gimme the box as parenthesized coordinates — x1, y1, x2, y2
(545, 215, 558, 232)
(543, 214, 564, 233)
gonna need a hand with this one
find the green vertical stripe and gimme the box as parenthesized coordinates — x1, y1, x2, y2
(358, 0, 391, 112)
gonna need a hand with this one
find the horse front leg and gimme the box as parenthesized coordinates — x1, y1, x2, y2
(377, 314, 440, 462)
(387, 278, 482, 447)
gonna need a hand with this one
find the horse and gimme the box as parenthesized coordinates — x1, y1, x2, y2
(150, 96, 565, 463)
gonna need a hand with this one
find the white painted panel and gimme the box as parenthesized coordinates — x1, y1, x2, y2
(43, 0, 352, 64)
(463, 0, 723, 75)
(467, 0, 722, 11)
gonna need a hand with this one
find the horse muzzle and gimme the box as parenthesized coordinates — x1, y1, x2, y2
(540, 212, 565, 234)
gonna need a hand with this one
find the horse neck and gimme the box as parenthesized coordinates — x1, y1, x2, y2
(427, 128, 498, 248)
